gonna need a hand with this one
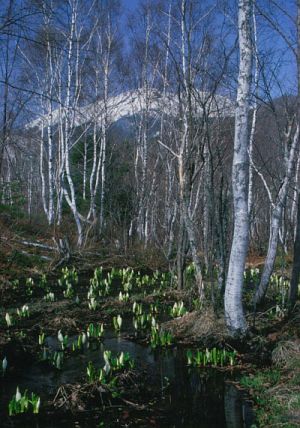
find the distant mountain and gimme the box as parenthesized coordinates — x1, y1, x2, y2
(26, 89, 235, 132)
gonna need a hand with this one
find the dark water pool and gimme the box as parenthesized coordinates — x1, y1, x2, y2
(0, 333, 254, 427)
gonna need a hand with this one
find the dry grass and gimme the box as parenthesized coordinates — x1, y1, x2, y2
(162, 308, 227, 342)
(272, 340, 300, 368)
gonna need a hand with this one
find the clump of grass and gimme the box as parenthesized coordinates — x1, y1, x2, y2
(272, 340, 300, 368)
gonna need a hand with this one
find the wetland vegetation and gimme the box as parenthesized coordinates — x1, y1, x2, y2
(0, 259, 299, 427)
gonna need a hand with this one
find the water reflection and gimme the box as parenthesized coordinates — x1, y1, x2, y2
(224, 383, 254, 428)
(0, 334, 254, 427)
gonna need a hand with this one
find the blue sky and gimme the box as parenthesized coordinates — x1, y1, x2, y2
(119, 0, 297, 96)
(0, 0, 297, 101)
(123, 0, 139, 8)
(122, 0, 140, 13)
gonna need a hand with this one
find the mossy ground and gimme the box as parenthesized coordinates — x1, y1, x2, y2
(240, 366, 300, 427)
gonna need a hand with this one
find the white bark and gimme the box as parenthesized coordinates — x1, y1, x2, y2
(83, 137, 87, 201)
(203, 140, 211, 269)
(88, 115, 100, 221)
(40, 124, 48, 219)
(136, 6, 153, 241)
(87, 17, 113, 230)
(248, 3, 258, 218)
(46, 29, 55, 226)
(27, 158, 33, 217)
(23, 14, 56, 227)
(225, 0, 253, 335)
(47, 107, 54, 224)
(60, 0, 83, 246)
(99, 62, 109, 231)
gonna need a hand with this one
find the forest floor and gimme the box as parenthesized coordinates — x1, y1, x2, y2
(0, 270, 246, 427)
(0, 265, 299, 427)
(0, 213, 300, 426)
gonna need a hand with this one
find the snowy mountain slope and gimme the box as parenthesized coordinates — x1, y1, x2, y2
(27, 88, 235, 130)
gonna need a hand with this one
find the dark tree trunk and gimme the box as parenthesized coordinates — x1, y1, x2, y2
(289, 195, 300, 307)
(289, 0, 300, 309)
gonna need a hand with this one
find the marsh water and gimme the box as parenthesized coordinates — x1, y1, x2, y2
(0, 331, 254, 427)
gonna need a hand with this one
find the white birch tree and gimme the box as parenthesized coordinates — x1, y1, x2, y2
(224, 0, 253, 335)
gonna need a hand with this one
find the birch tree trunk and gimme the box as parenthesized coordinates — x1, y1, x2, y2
(99, 63, 109, 232)
(134, 4, 158, 243)
(27, 159, 33, 217)
(87, 11, 115, 232)
(177, 0, 204, 297)
(203, 140, 211, 270)
(88, 104, 100, 221)
(248, 2, 258, 222)
(177, 207, 187, 290)
(216, 175, 229, 293)
(46, 29, 55, 226)
(83, 136, 87, 201)
(61, 0, 83, 246)
(224, 0, 252, 335)
(40, 124, 48, 218)
(254, 125, 299, 305)
(30, 4, 57, 226)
